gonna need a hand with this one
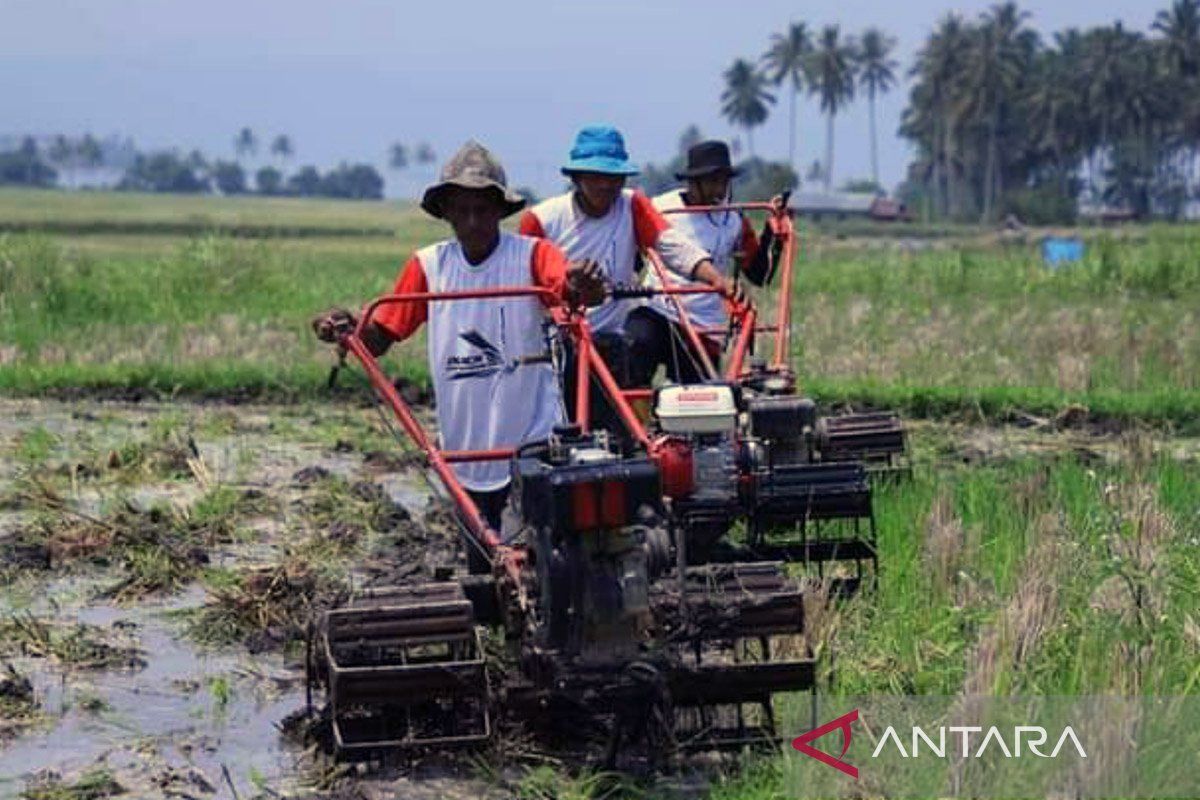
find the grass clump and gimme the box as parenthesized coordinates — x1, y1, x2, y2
(3, 478, 275, 599)
(2, 491, 206, 598)
(20, 769, 123, 800)
(507, 767, 635, 800)
(94, 429, 199, 484)
(13, 426, 59, 465)
(188, 554, 348, 650)
(295, 472, 412, 546)
(182, 485, 276, 541)
(0, 662, 43, 739)
(0, 614, 143, 671)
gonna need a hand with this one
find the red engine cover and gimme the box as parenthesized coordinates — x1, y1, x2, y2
(652, 436, 695, 499)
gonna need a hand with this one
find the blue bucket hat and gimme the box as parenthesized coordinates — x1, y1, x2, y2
(561, 125, 639, 176)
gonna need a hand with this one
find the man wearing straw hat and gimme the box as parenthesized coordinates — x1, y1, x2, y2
(312, 141, 603, 545)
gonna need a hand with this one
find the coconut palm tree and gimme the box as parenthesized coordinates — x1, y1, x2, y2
(1024, 45, 1083, 196)
(1155, 0, 1200, 76)
(720, 58, 775, 159)
(904, 14, 970, 216)
(806, 25, 857, 191)
(961, 3, 1033, 220)
(762, 22, 812, 173)
(1081, 23, 1141, 198)
(895, 3, 1200, 223)
(389, 143, 409, 171)
(270, 135, 293, 169)
(234, 127, 257, 164)
(857, 27, 898, 188)
(77, 133, 104, 183)
(48, 135, 74, 187)
(677, 124, 703, 157)
(1154, 1, 1200, 193)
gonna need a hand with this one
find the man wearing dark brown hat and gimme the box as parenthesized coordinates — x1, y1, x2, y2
(626, 139, 779, 386)
(313, 141, 602, 539)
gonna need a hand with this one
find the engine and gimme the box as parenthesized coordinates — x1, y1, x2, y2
(652, 383, 869, 562)
(651, 385, 743, 557)
(512, 426, 671, 663)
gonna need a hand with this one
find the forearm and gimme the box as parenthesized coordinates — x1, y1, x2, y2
(690, 260, 728, 290)
(744, 223, 774, 282)
(654, 227, 710, 279)
(360, 321, 394, 357)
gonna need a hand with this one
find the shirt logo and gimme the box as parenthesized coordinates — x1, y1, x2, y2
(445, 329, 503, 380)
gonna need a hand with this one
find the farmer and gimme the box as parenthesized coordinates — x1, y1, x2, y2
(312, 141, 603, 543)
(628, 139, 779, 385)
(518, 125, 740, 425)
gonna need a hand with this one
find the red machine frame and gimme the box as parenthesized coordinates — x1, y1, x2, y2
(338, 202, 798, 578)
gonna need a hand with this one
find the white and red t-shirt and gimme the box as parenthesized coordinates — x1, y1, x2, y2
(649, 189, 760, 340)
(374, 233, 568, 491)
(519, 188, 709, 335)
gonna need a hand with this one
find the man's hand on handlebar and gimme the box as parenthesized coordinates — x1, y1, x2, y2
(566, 259, 607, 307)
(311, 308, 357, 343)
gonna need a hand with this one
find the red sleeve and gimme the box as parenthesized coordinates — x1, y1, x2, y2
(518, 210, 547, 239)
(630, 190, 669, 249)
(737, 215, 759, 271)
(530, 239, 568, 307)
(371, 254, 428, 341)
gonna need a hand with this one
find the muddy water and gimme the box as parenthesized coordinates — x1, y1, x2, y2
(0, 398, 450, 799)
(0, 582, 306, 799)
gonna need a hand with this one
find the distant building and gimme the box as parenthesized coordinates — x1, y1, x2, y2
(791, 191, 912, 222)
(1077, 202, 1138, 224)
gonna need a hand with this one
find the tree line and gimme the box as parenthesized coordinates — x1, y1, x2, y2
(718, 0, 1200, 221)
(0, 128, 444, 201)
(903, 0, 1200, 221)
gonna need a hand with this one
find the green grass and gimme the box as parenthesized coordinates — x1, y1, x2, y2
(715, 445, 1200, 798)
(2, 190, 1200, 428)
(20, 768, 123, 800)
(790, 227, 1200, 395)
(0, 187, 439, 238)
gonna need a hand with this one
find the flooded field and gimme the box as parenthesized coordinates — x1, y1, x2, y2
(2, 398, 1197, 800)
(0, 398, 499, 800)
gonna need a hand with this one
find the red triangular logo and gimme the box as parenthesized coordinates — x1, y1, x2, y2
(791, 708, 859, 779)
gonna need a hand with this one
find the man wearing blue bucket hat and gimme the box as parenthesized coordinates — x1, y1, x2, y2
(519, 125, 738, 432)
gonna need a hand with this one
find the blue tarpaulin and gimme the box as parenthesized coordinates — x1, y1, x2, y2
(1042, 237, 1085, 266)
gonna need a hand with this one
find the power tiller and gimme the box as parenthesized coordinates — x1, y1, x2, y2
(307, 287, 815, 765)
(616, 199, 904, 586)
(307, 199, 902, 762)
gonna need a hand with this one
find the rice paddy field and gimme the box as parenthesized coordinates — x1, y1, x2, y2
(0, 188, 1198, 799)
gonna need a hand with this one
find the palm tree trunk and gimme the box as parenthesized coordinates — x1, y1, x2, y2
(747, 127, 755, 160)
(931, 115, 944, 220)
(993, 113, 1003, 216)
(789, 88, 798, 174)
(982, 108, 999, 222)
(825, 112, 835, 192)
(944, 117, 956, 218)
(869, 87, 879, 189)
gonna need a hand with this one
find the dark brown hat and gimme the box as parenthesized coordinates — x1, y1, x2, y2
(420, 141, 526, 219)
(676, 140, 742, 180)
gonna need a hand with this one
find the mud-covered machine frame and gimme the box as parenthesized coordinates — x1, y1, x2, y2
(306, 201, 905, 762)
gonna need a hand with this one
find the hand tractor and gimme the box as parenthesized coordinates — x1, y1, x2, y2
(618, 199, 906, 586)
(305, 199, 905, 764)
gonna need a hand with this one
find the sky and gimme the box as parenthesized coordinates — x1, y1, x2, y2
(0, 0, 1161, 198)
